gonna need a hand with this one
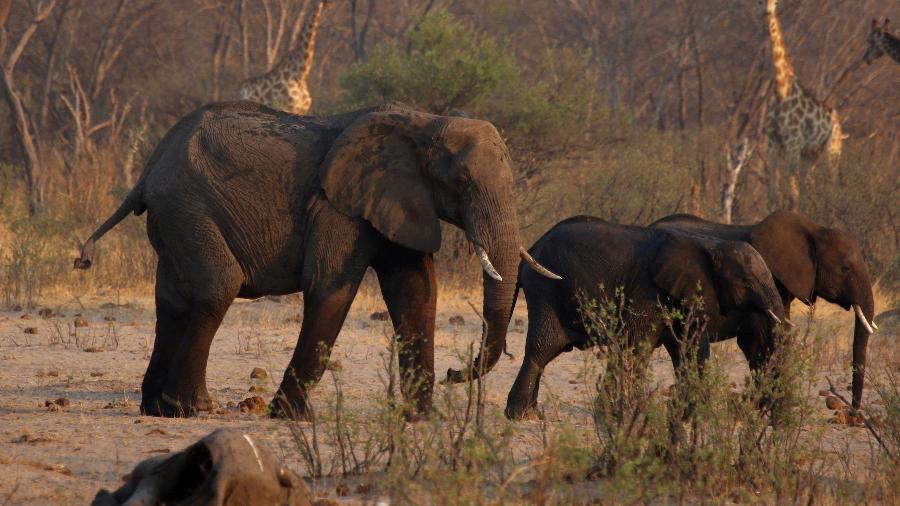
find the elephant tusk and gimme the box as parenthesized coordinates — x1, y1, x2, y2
(519, 247, 562, 280)
(783, 317, 795, 327)
(475, 245, 503, 282)
(766, 309, 782, 324)
(853, 304, 875, 334)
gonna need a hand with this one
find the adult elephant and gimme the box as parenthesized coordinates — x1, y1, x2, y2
(652, 211, 877, 409)
(504, 216, 787, 420)
(74, 101, 558, 419)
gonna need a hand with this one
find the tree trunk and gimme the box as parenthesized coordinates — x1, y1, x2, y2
(1, 69, 41, 214)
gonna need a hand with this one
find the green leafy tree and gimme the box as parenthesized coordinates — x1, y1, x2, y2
(340, 12, 518, 114)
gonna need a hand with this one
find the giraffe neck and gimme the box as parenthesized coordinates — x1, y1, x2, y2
(278, 0, 326, 83)
(767, 5, 796, 100)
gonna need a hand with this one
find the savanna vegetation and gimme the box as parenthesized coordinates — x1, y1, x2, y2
(0, 0, 897, 503)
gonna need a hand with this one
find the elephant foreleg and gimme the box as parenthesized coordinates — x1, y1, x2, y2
(272, 208, 376, 420)
(271, 278, 366, 420)
(374, 249, 437, 419)
(505, 310, 568, 420)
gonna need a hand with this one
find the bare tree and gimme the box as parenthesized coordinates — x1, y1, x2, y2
(721, 138, 754, 223)
(349, 0, 375, 61)
(0, 0, 57, 214)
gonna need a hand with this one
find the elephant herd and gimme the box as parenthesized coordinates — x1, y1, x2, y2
(75, 101, 877, 422)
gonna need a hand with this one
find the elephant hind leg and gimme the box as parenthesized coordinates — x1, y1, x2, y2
(141, 257, 190, 416)
(154, 223, 244, 417)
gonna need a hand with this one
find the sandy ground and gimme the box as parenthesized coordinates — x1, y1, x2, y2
(0, 279, 896, 504)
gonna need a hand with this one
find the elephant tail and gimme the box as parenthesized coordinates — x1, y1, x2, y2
(74, 183, 147, 270)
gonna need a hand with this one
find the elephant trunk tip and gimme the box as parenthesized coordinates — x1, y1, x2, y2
(73, 239, 96, 270)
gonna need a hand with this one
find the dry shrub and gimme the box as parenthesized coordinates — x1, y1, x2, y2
(573, 287, 866, 503)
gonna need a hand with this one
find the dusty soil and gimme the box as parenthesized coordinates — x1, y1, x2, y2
(0, 283, 895, 504)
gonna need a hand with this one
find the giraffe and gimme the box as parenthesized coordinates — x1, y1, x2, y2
(762, 0, 843, 208)
(238, 0, 327, 115)
(864, 18, 900, 65)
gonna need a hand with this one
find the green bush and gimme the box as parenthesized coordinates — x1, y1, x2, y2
(339, 12, 599, 149)
(340, 12, 518, 115)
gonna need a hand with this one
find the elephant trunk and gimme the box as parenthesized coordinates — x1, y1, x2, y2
(446, 200, 520, 384)
(850, 285, 875, 410)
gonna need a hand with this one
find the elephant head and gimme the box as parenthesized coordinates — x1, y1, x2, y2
(652, 234, 786, 324)
(92, 429, 308, 505)
(750, 210, 876, 408)
(320, 109, 557, 384)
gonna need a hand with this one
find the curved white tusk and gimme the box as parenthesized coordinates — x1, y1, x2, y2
(243, 434, 265, 473)
(766, 309, 782, 324)
(783, 317, 795, 327)
(475, 245, 503, 282)
(519, 247, 562, 280)
(853, 305, 875, 334)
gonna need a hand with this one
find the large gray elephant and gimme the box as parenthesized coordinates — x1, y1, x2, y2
(74, 101, 557, 419)
(504, 216, 787, 420)
(652, 211, 877, 409)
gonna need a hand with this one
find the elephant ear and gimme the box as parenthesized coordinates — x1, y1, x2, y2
(320, 111, 441, 253)
(749, 211, 816, 303)
(651, 235, 720, 317)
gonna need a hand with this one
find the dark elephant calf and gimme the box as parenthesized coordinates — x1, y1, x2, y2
(505, 216, 787, 420)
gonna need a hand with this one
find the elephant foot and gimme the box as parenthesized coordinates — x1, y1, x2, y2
(504, 403, 541, 421)
(401, 403, 432, 423)
(269, 392, 313, 421)
(141, 390, 217, 418)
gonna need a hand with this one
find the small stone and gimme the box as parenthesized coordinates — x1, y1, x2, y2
(90, 371, 104, 377)
(20, 314, 32, 320)
(133, 419, 143, 424)
(47, 370, 59, 377)
(250, 367, 268, 380)
(825, 396, 843, 410)
(38, 308, 53, 318)
(103, 315, 116, 322)
(369, 310, 389, 321)
(239, 396, 267, 414)
(818, 389, 830, 397)
(83, 347, 106, 353)
(23, 327, 38, 334)
(225, 401, 237, 408)
(568, 379, 578, 384)
(45, 398, 70, 409)
(449, 315, 465, 326)
(74, 316, 89, 328)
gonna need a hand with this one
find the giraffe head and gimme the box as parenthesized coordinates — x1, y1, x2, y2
(761, 0, 778, 16)
(864, 18, 890, 64)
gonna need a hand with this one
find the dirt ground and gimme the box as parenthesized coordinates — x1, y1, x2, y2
(0, 280, 896, 504)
